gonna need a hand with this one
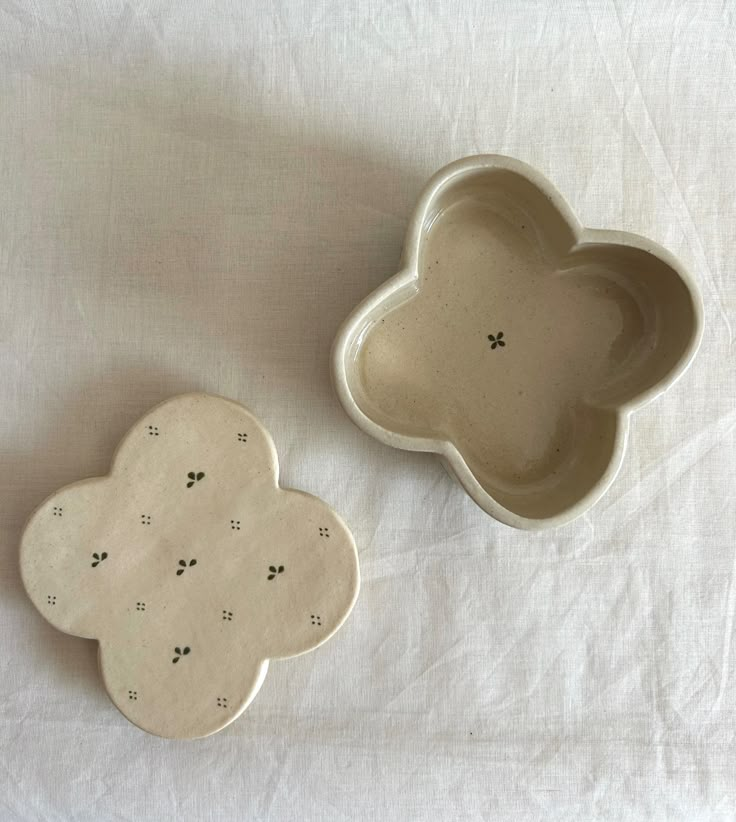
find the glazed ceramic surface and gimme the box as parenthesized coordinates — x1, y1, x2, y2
(332, 156, 703, 529)
(20, 394, 359, 738)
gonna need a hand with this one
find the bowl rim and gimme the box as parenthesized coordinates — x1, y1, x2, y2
(331, 154, 705, 530)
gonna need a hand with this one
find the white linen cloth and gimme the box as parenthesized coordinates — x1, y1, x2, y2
(1, 1, 734, 819)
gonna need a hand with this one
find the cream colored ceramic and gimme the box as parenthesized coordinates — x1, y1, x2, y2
(20, 393, 359, 739)
(332, 155, 703, 529)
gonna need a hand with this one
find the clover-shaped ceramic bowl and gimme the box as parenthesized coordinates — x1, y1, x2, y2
(332, 156, 703, 529)
(20, 394, 359, 738)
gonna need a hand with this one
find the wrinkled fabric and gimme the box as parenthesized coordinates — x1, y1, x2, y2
(1, 1, 734, 820)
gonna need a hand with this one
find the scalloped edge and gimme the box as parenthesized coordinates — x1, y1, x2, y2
(331, 155, 704, 530)
(20, 392, 361, 738)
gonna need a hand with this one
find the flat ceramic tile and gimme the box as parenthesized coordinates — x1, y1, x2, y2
(20, 394, 360, 739)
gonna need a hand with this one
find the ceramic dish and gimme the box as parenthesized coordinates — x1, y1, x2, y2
(20, 393, 359, 738)
(332, 155, 703, 529)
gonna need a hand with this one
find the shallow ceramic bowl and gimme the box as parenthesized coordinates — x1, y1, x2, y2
(332, 155, 703, 529)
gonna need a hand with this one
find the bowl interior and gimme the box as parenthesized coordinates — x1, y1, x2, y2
(342, 167, 699, 522)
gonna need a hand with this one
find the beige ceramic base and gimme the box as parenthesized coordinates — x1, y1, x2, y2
(20, 394, 359, 739)
(332, 156, 703, 529)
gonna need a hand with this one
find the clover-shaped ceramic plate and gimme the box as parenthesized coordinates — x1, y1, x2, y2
(332, 155, 703, 529)
(21, 394, 359, 738)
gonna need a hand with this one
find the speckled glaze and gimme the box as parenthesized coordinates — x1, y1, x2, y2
(332, 156, 703, 529)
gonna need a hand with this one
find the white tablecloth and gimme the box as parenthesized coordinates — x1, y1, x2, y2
(1, 2, 735, 819)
